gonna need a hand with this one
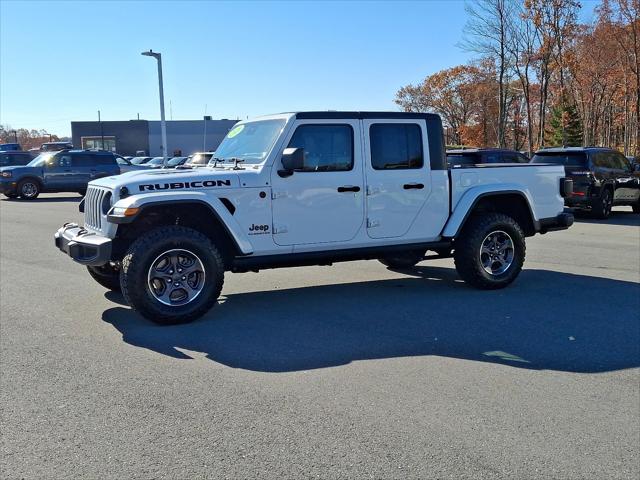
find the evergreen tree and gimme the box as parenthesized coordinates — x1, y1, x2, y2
(545, 103, 583, 147)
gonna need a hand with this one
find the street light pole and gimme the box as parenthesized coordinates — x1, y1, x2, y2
(141, 50, 168, 166)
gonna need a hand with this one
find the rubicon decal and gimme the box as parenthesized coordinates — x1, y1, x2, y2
(138, 180, 232, 192)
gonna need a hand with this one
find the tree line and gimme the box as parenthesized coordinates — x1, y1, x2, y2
(0, 125, 62, 151)
(395, 0, 639, 156)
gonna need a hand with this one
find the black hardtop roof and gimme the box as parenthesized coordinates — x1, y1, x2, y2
(447, 148, 523, 154)
(46, 149, 113, 154)
(294, 111, 441, 120)
(534, 146, 616, 154)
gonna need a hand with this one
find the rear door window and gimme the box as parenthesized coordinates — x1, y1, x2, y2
(71, 154, 97, 167)
(370, 123, 423, 170)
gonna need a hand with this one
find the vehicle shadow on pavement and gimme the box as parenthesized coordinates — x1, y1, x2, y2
(573, 210, 640, 227)
(102, 267, 640, 373)
(1, 196, 81, 203)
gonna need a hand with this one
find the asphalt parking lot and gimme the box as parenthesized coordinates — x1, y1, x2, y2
(1, 194, 639, 479)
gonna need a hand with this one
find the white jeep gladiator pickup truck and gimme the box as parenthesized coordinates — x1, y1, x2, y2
(55, 112, 573, 324)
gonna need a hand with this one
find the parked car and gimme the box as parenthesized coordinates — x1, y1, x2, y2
(0, 143, 22, 151)
(531, 147, 640, 217)
(41, 141, 74, 152)
(0, 150, 120, 199)
(114, 155, 148, 173)
(447, 148, 530, 167)
(54, 111, 573, 324)
(144, 157, 169, 168)
(146, 156, 189, 169)
(166, 156, 189, 168)
(185, 152, 215, 167)
(130, 156, 152, 165)
(0, 150, 34, 167)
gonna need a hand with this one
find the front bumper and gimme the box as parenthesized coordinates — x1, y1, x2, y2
(54, 223, 112, 266)
(0, 180, 18, 195)
(537, 210, 574, 233)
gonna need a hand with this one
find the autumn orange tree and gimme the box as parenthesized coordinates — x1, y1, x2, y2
(396, 0, 637, 155)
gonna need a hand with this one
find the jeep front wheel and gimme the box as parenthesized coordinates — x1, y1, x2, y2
(120, 226, 224, 324)
(454, 213, 525, 290)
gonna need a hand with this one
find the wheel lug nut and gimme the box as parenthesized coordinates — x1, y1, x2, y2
(181, 276, 186, 280)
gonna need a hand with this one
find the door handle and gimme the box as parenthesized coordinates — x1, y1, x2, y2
(337, 185, 361, 193)
(403, 183, 424, 190)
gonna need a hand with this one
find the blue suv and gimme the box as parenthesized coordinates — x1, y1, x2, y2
(0, 150, 121, 199)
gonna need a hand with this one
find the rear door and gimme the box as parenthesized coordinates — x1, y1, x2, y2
(363, 119, 430, 239)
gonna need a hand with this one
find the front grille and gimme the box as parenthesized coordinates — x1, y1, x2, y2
(84, 186, 111, 232)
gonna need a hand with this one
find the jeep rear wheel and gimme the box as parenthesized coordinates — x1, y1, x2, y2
(87, 264, 121, 291)
(379, 250, 425, 269)
(454, 213, 525, 290)
(18, 179, 40, 199)
(120, 226, 224, 325)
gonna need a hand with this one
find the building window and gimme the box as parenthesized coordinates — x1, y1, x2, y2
(81, 136, 116, 152)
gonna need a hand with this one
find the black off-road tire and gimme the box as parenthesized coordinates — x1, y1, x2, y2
(120, 226, 224, 325)
(379, 250, 425, 269)
(454, 213, 526, 290)
(3, 192, 18, 199)
(87, 264, 121, 291)
(632, 202, 640, 214)
(17, 179, 40, 199)
(592, 188, 613, 219)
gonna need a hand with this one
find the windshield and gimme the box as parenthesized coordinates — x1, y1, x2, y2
(27, 152, 56, 167)
(213, 119, 286, 164)
(147, 157, 166, 165)
(130, 157, 150, 165)
(531, 152, 587, 167)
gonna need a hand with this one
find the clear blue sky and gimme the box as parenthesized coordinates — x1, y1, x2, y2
(0, 0, 597, 136)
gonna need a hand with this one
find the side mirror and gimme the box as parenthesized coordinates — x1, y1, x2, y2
(278, 147, 304, 177)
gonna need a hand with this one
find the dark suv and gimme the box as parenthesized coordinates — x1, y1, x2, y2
(447, 148, 529, 167)
(531, 147, 640, 218)
(0, 150, 121, 199)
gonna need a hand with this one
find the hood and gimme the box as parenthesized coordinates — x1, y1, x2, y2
(88, 166, 242, 193)
(0, 165, 40, 174)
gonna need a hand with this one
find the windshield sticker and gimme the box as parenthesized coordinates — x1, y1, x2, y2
(227, 125, 245, 138)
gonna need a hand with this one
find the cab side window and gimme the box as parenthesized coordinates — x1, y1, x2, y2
(370, 124, 423, 170)
(287, 124, 353, 172)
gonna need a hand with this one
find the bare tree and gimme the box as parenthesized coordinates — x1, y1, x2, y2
(461, 0, 517, 148)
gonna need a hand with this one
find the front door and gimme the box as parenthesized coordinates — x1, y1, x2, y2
(363, 120, 430, 238)
(270, 120, 364, 246)
(43, 153, 74, 189)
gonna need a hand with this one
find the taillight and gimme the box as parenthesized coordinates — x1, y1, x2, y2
(560, 178, 573, 197)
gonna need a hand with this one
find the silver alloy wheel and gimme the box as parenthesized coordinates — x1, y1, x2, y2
(21, 182, 38, 198)
(479, 230, 514, 276)
(147, 248, 206, 306)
